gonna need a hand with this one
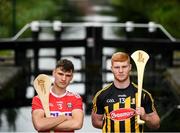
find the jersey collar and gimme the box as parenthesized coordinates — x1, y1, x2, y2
(50, 87, 68, 98)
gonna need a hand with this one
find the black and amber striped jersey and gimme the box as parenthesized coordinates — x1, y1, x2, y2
(92, 82, 156, 133)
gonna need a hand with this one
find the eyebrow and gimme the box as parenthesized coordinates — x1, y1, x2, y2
(57, 71, 72, 76)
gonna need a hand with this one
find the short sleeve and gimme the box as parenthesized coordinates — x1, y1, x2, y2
(72, 94, 83, 110)
(142, 92, 156, 114)
(92, 94, 104, 114)
(32, 96, 43, 111)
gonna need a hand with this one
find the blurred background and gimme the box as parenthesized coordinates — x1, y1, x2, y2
(0, 0, 180, 132)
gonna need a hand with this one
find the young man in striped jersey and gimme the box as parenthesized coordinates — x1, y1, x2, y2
(91, 52, 160, 132)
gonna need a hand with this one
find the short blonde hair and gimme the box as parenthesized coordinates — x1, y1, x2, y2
(111, 52, 130, 64)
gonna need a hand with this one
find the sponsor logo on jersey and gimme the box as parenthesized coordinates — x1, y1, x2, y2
(106, 99, 115, 103)
(50, 111, 62, 117)
(65, 112, 72, 116)
(110, 108, 135, 121)
(118, 94, 127, 97)
(50, 111, 72, 117)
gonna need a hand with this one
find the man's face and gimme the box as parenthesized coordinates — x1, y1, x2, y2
(111, 60, 131, 82)
(53, 67, 73, 89)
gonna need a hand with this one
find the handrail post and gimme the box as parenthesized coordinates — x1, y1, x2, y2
(85, 25, 103, 114)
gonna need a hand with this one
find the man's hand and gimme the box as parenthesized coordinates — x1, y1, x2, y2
(136, 107, 146, 120)
(136, 107, 160, 129)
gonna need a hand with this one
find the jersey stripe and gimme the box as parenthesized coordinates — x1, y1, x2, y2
(92, 82, 154, 133)
(125, 96, 131, 132)
(104, 106, 110, 132)
(113, 102, 120, 132)
(135, 93, 140, 133)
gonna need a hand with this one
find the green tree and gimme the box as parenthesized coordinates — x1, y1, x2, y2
(0, 0, 81, 38)
(111, 0, 180, 38)
(0, 0, 12, 37)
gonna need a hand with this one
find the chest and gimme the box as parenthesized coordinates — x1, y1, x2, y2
(102, 88, 137, 109)
(49, 96, 74, 116)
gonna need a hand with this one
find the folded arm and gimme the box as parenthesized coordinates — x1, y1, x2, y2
(32, 109, 67, 132)
(54, 109, 84, 131)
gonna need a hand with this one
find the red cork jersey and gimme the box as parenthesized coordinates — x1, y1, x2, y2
(32, 89, 83, 117)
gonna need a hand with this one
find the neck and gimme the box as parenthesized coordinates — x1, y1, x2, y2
(52, 84, 66, 96)
(114, 78, 130, 89)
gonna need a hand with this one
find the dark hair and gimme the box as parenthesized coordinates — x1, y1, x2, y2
(56, 59, 74, 72)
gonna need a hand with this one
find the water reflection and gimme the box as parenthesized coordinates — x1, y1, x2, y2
(4, 109, 17, 131)
(0, 107, 35, 132)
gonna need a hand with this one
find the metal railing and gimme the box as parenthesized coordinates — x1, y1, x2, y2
(11, 21, 176, 41)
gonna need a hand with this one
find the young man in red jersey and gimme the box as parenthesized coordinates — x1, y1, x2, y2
(32, 59, 84, 132)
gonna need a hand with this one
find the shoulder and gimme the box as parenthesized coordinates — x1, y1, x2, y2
(142, 89, 154, 102)
(93, 83, 113, 102)
(131, 82, 154, 100)
(96, 83, 112, 95)
(131, 82, 152, 94)
(66, 91, 82, 99)
(32, 95, 40, 101)
(32, 95, 42, 106)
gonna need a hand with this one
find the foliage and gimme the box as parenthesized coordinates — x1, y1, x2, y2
(0, 0, 81, 38)
(111, 0, 180, 38)
(0, 0, 12, 37)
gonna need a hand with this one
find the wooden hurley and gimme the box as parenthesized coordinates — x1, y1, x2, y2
(33, 74, 52, 117)
(131, 50, 149, 124)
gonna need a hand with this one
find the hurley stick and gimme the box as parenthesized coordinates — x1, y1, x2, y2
(34, 74, 54, 133)
(34, 74, 52, 117)
(131, 50, 149, 124)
